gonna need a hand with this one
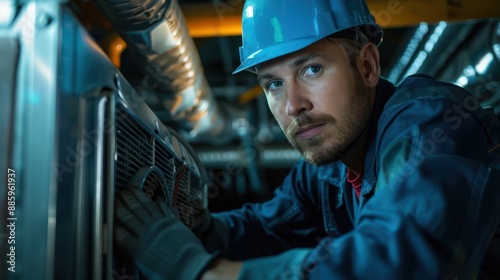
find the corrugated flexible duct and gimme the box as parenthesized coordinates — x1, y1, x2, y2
(93, 0, 228, 140)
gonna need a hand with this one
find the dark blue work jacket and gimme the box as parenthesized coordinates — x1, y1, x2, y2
(212, 75, 500, 279)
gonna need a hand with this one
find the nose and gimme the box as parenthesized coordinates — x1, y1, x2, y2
(285, 82, 312, 116)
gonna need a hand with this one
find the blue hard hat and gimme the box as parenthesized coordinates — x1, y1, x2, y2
(233, 0, 383, 74)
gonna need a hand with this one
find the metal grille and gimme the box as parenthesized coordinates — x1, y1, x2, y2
(115, 105, 155, 188)
(155, 137, 204, 228)
(115, 103, 206, 228)
(154, 140, 177, 201)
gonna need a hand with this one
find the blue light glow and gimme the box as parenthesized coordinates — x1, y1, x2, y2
(0, 2, 14, 26)
(475, 52, 494, 75)
(455, 76, 468, 87)
(387, 22, 428, 83)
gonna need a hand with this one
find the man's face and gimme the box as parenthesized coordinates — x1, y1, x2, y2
(256, 39, 373, 166)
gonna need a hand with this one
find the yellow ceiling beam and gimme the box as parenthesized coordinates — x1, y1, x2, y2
(180, 2, 243, 37)
(181, 0, 500, 38)
(367, 0, 500, 28)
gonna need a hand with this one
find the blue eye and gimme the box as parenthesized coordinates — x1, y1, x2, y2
(304, 65, 322, 76)
(267, 80, 284, 91)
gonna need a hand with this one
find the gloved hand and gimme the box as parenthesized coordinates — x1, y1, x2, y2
(114, 185, 220, 280)
(187, 196, 231, 255)
(188, 196, 214, 236)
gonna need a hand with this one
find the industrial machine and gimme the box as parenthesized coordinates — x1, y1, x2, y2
(0, 1, 208, 279)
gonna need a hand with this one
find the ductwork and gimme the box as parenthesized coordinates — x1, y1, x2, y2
(93, 0, 228, 140)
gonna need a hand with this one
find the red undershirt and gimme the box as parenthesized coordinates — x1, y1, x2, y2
(347, 169, 363, 199)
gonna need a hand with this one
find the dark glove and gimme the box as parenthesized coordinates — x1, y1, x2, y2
(189, 197, 214, 235)
(114, 186, 220, 280)
(187, 197, 232, 255)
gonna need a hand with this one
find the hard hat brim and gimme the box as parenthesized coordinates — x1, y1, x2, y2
(232, 35, 328, 74)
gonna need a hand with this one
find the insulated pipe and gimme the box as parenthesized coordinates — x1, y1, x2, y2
(94, 0, 227, 139)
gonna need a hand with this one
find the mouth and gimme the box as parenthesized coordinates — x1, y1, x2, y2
(295, 123, 325, 139)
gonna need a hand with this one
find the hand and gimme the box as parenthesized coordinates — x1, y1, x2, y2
(114, 185, 219, 280)
(187, 197, 231, 255)
(189, 196, 214, 236)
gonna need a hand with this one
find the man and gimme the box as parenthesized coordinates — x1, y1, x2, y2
(114, 0, 500, 279)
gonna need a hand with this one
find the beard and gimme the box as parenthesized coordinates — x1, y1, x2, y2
(285, 74, 372, 166)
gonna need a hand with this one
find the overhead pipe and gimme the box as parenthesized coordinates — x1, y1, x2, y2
(93, 0, 228, 140)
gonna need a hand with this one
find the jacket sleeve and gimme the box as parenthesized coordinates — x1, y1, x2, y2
(207, 160, 330, 261)
(303, 94, 500, 279)
(306, 155, 500, 279)
(233, 155, 500, 280)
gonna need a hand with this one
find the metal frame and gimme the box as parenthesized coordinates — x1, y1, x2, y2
(1, 2, 208, 279)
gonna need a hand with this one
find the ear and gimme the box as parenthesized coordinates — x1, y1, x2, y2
(357, 42, 380, 88)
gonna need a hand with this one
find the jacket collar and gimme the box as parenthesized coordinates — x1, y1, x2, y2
(360, 77, 396, 197)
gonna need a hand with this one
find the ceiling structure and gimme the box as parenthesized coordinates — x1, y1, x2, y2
(73, 0, 500, 210)
(180, 0, 500, 37)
